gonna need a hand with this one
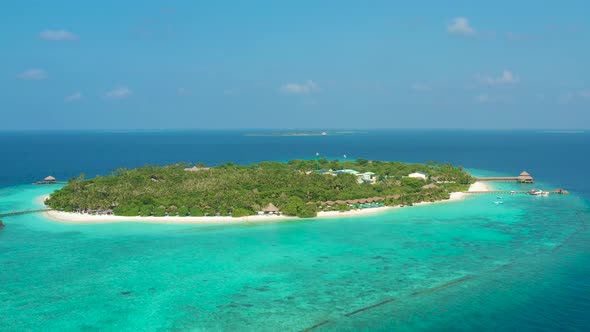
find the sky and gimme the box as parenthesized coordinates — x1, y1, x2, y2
(1, 0, 589, 130)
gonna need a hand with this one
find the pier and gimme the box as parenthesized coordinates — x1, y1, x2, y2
(33, 175, 66, 185)
(475, 171, 534, 183)
(464, 190, 569, 195)
(0, 209, 52, 218)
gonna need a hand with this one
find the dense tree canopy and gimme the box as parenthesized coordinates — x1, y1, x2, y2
(46, 159, 473, 218)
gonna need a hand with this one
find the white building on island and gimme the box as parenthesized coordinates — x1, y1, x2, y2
(408, 172, 428, 180)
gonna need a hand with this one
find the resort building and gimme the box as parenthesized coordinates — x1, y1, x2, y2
(333, 169, 360, 176)
(184, 166, 211, 172)
(518, 171, 534, 183)
(408, 172, 428, 180)
(421, 183, 438, 190)
(44, 176, 56, 183)
(359, 172, 377, 184)
(262, 203, 280, 215)
(315, 168, 377, 184)
(34, 175, 57, 185)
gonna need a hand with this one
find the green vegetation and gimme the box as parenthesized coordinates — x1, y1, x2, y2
(46, 159, 474, 219)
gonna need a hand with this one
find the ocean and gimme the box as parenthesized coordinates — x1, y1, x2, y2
(1, 130, 589, 331)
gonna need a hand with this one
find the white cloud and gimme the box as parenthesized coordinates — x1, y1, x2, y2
(563, 90, 590, 102)
(280, 80, 320, 95)
(64, 92, 83, 102)
(18, 69, 47, 80)
(40, 30, 78, 41)
(475, 94, 491, 103)
(561, 90, 590, 102)
(105, 87, 132, 99)
(448, 17, 476, 36)
(478, 70, 519, 85)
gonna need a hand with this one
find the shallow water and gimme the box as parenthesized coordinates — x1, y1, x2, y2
(1, 130, 590, 331)
(1, 178, 589, 331)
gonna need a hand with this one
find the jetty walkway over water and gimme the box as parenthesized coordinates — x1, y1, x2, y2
(0, 209, 51, 218)
(474, 171, 534, 183)
(464, 190, 569, 195)
(472, 171, 570, 195)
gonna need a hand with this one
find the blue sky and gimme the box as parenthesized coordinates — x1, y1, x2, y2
(1, 0, 589, 130)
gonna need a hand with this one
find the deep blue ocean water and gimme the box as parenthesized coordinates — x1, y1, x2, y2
(1, 130, 589, 331)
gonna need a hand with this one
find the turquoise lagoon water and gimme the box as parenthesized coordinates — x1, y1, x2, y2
(2, 130, 590, 331)
(1, 177, 589, 331)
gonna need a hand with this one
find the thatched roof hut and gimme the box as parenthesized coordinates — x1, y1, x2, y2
(184, 166, 211, 172)
(262, 203, 279, 213)
(335, 200, 346, 205)
(325, 201, 336, 206)
(44, 176, 56, 182)
(518, 171, 534, 183)
(346, 199, 356, 204)
(358, 198, 368, 204)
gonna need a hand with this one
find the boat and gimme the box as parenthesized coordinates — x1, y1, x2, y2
(494, 201, 504, 205)
(497, 196, 503, 199)
(529, 189, 549, 196)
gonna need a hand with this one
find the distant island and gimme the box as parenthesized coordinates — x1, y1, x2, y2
(245, 131, 357, 137)
(45, 159, 474, 219)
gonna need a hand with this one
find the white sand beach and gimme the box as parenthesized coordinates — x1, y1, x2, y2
(41, 182, 491, 225)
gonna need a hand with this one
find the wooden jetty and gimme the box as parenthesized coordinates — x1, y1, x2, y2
(0, 209, 52, 218)
(33, 175, 66, 185)
(464, 190, 569, 195)
(475, 171, 534, 183)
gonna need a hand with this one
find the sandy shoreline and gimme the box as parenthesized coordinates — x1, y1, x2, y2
(40, 182, 491, 225)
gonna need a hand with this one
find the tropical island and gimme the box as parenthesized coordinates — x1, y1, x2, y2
(45, 159, 474, 221)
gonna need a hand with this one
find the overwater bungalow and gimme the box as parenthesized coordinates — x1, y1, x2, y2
(34, 176, 57, 185)
(518, 171, 534, 183)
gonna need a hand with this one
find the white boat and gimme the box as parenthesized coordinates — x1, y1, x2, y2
(494, 201, 504, 205)
(529, 189, 549, 196)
